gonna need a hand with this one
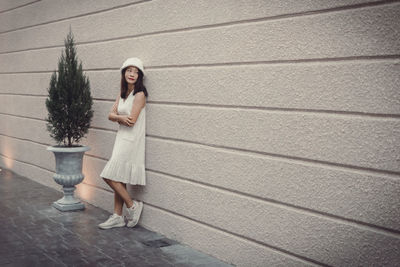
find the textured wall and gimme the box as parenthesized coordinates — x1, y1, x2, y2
(1, 0, 400, 266)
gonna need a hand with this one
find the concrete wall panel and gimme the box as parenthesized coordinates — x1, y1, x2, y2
(84, 129, 114, 160)
(146, 137, 400, 232)
(145, 61, 400, 115)
(1, 3, 400, 73)
(0, 95, 46, 119)
(0, 73, 51, 96)
(0, 0, 145, 32)
(0, 155, 57, 191)
(146, 105, 400, 172)
(91, 100, 118, 131)
(139, 204, 313, 267)
(0, 0, 384, 53)
(0, 135, 53, 171)
(2, 60, 400, 115)
(0, 114, 52, 145)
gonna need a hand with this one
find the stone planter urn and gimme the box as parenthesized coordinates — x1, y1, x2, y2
(47, 145, 90, 211)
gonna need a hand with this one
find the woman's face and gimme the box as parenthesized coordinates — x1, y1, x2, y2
(124, 66, 139, 85)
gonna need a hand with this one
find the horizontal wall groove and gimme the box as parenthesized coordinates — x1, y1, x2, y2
(147, 101, 400, 119)
(143, 200, 324, 267)
(147, 169, 400, 238)
(0, 113, 117, 136)
(145, 55, 400, 69)
(0, 93, 47, 97)
(1, 0, 399, 52)
(3, 94, 396, 119)
(146, 135, 400, 180)
(84, 153, 108, 161)
(0, 56, 399, 74)
(89, 126, 116, 133)
(0, 44, 64, 56)
(0, 70, 52, 74)
(0, 0, 152, 35)
(0, 0, 39, 14)
(92, 98, 114, 102)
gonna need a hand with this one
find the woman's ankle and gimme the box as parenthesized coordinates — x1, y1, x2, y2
(126, 200, 134, 209)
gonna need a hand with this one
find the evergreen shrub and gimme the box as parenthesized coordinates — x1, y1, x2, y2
(45, 30, 93, 147)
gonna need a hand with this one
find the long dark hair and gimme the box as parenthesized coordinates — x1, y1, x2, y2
(120, 68, 148, 99)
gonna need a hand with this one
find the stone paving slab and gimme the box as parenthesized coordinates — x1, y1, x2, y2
(0, 168, 233, 267)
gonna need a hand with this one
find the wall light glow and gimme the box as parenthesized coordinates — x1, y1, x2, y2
(2, 156, 14, 169)
(1, 140, 15, 169)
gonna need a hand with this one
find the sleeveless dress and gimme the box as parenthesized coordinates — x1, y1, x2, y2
(100, 91, 146, 185)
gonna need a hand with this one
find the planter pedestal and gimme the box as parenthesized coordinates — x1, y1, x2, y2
(52, 177, 85, 211)
(47, 146, 90, 211)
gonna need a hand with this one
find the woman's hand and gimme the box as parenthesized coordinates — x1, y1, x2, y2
(118, 115, 135, 127)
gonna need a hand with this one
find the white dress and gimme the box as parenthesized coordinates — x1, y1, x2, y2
(100, 91, 146, 185)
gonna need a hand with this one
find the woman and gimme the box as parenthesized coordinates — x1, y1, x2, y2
(98, 57, 148, 229)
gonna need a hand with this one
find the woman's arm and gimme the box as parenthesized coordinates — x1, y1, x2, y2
(127, 91, 146, 125)
(108, 94, 122, 122)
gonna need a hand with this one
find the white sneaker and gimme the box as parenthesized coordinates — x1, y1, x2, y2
(126, 200, 143, 228)
(98, 214, 125, 229)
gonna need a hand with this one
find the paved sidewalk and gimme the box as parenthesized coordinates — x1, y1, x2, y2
(0, 168, 232, 267)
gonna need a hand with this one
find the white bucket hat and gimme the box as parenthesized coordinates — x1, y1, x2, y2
(120, 57, 145, 75)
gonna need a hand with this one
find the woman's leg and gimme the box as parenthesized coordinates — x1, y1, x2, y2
(109, 180, 134, 208)
(114, 191, 124, 216)
(103, 178, 127, 215)
(103, 178, 134, 209)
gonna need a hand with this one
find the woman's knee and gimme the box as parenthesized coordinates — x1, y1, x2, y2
(102, 178, 114, 188)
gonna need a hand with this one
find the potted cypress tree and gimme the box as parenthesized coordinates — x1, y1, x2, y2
(45, 30, 93, 211)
